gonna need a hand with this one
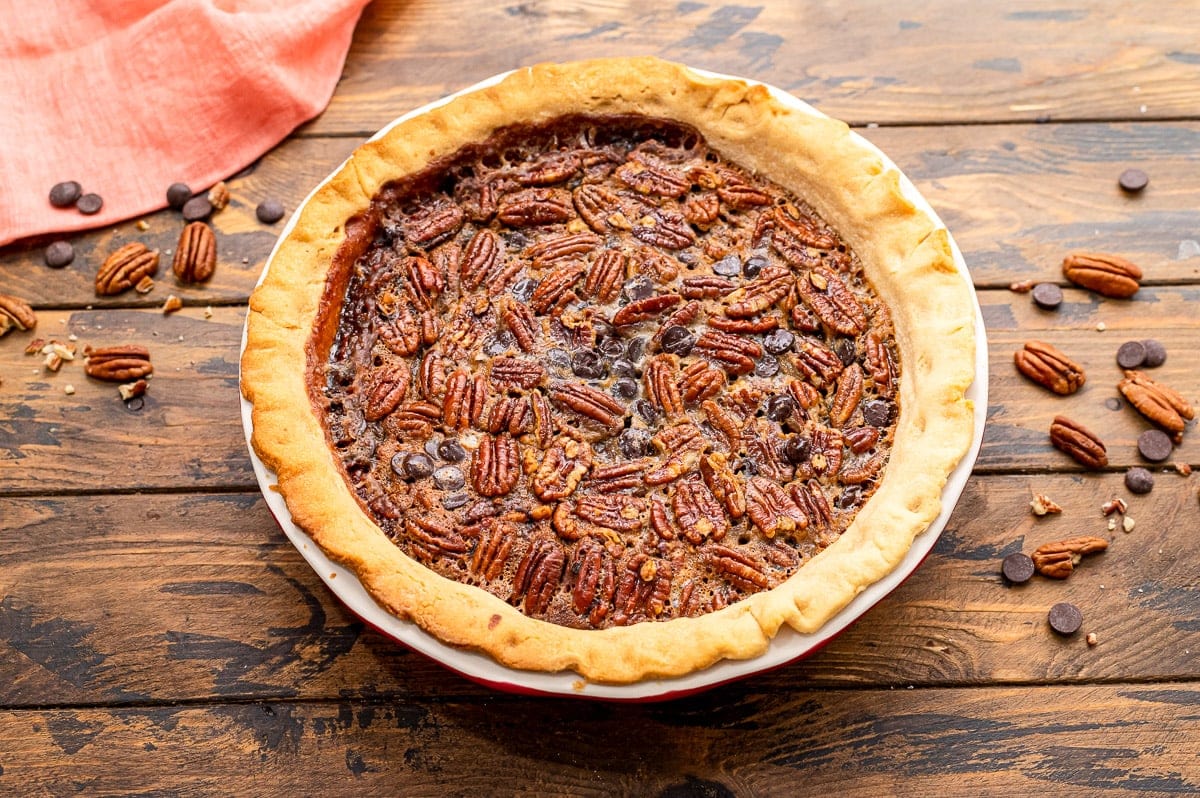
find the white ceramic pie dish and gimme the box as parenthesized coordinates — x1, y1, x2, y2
(239, 68, 988, 701)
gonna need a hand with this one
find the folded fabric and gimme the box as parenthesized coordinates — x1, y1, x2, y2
(0, 0, 372, 246)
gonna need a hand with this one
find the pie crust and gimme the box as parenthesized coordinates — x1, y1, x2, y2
(241, 57, 976, 683)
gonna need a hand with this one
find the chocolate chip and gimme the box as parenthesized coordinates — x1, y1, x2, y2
(1137, 428, 1172, 463)
(660, 325, 694, 356)
(1125, 466, 1155, 494)
(511, 278, 538, 302)
(618, 428, 653, 458)
(166, 183, 192, 210)
(181, 196, 212, 222)
(433, 465, 464, 491)
(571, 349, 607, 379)
(743, 255, 767, 279)
(49, 181, 82, 208)
(862, 399, 895, 427)
(612, 378, 639, 400)
(1048, 602, 1083, 635)
(424, 438, 441, 459)
(1140, 339, 1166, 367)
(762, 328, 795, 355)
(633, 399, 659, 425)
(783, 436, 811, 464)
(484, 331, 516, 356)
(591, 318, 617, 341)
(1031, 283, 1063, 310)
(44, 240, 74, 268)
(255, 198, 286, 224)
(1116, 340, 1146, 369)
(392, 452, 433, 481)
(712, 254, 742, 276)
(76, 193, 104, 215)
(625, 336, 647, 363)
(441, 492, 470, 510)
(836, 485, 864, 510)
(754, 354, 780, 378)
(598, 336, 625, 358)
(437, 439, 466, 462)
(1118, 168, 1149, 193)
(765, 394, 795, 422)
(547, 348, 572, 372)
(622, 277, 654, 302)
(1002, 552, 1035, 584)
(834, 338, 857, 367)
(610, 359, 636, 379)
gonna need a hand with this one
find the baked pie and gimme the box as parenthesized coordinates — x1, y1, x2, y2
(241, 57, 975, 683)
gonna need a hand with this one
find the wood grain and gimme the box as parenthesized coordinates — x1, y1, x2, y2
(314, 0, 1200, 133)
(2, 684, 1198, 795)
(2, 473, 1195, 706)
(3, 122, 1198, 303)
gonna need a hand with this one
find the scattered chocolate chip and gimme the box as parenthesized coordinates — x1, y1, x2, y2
(712, 254, 742, 277)
(1118, 168, 1149, 193)
(49, 181, 83, 208)
(625, 336, 647, 363)
(862, 399, 895, 427)
(633, 399, 659, 425)
(762, 328, 795, 355)
(571, 349, 608, 379)
(166, 183, 192, 209)
(765, 394, 795, 422)
(1124, 466, 1155, 494)
(742, 255, 767, 279)
(181, 196, 213, 222)
(1001, 552, 1035, 584)
(76, 193, 103, 215)
(1048, 602, 1083, 635)
(432, 465, 464, 491)
(598, 336, 625, 358)
(1031, 282, 1063, 310)
(1137, 429, 1173, 463)
(1116, 340, 1146, 369)
(1140, 338, 1166, 367)
(754, 354, 780, 378)
(392, 452, 433, 481)
(511, 278, 538, 302)
(783, 436, 811, 464)
(834, 338, 857, 367)
(424, 438, 441, 460)
(622, 277, 654, 302)
(610, 359, 636, 379)
(43, 240, 75, 268)
(484, 331, 516, 356)
(612, 378, 639, 400)
(441, 492, 470, 510)
(255, 198, 285, 224)
(836, 485, 864, 510)
(660, 325, 695, 356)
(437, 439, 466, 462)
(618, 428, 653, 458)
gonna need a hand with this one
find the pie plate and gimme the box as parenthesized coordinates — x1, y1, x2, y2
(239, 68, 989, 701)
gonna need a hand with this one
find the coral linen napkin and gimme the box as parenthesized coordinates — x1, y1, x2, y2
(0, 0, 372, 246)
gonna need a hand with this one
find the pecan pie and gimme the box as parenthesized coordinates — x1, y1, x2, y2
(241, 58, 976, 683)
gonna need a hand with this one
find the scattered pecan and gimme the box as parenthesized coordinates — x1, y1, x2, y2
(843, 425, 880, 454)
(864, 330, 897, 399)
(1014, 341, 1086, 395)
(404, 255, 445, 307)
(486, 396, 533, 435)
(707, 314, 778, 334)
(550, 381, 625, 428)
(96, 243, 159, 296)
(529, 263, 586, 316)
(1049, 415, 1108, 469)
(612, 293, 682, 327)
(1062, 252, 1142, 298)
(1118, 370, 1195, 434)
(717, 180, 771, 210)
(694, 330, 763, 375)
(575, 493, 648, 534)
(706, 544, 769, 591)
(587, 459, 654, 493)
(672, 477, 728, 543)
(631, 247, 681, 283)
(489, 356, 545, 390)
(790, 481, 834, 536)
(403, 200, 464, 246)
(497, 188, 575, 227)
(725, 265, 792, 318)
(418, 351, 447, 400)
(1009, 279, 1036, 294)
(679, 359, 725, 403)
(1100, 497, 1128, 516)
(680, 276, 738, 300)
(572, 184, 629, 233)
(528, 391, 555, 448)
(470, 434, 521, 497)
(529, 437, 593, 502)
(385, 401, 442, 437)
(583, 249, 625, 302)
(511, 537, 565, 615)
(83, 345, 153, 381)
(794, 338, 845, 387)
(1031, 536, 1108, 579)
(172, 222, 216, 283)
(643, 355, 685, 416)
(746, 476, 808, 537)
(499, 297, 538, 352)
(363, 365, 410, 421)
(378, 306, 422, 356)
(442, 370, 488, 430)
(206, 181, 230, 210)
(134, 276, 154, 294)
(797, 268, 867, 335)
(516, 150, 580, 186)
(460, 229, 502, 290)
(829, 363, 865, 427)
(118, 379, 148, 402)
(0, 293, 37, 335)
(840, 452, 887, 485)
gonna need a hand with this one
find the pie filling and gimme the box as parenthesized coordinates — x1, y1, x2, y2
(314, 114, 901, 630)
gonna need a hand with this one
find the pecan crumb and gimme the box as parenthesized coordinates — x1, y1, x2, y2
(1086, 632, 1098, 647)
(162, 295, 183, 314)
(1100, 497, 1127, 516)
(1176, 462, 1193, 476)
(1030, 493, 1063, 516)
(24, 337, 46, 355)
(135, 275, 155, 294)
(64, 384, 75, 395)
(1107, 517, 1117, 532)
(1009, 279, 1036, 293)
(118, 380, 148, 401)
(1122, 516, 1136, 533)
(204, 306, 213, 319)
(136, 220, 150, 231)
(1096, 322, 1107, 332)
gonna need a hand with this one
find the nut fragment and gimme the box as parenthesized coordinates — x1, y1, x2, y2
(1049, 415, 1108, 469)
(118, 379, 148, 401)
(162, 295, 183, 314)
(135, 276, 155, 294)
(1014, 341, 1086, 395)
(1100, 497, 1127, 516)
(1030, 493, 1063, 516)
(1062, 252, 1142, 298)
(1031, 536, 1109, 579)
(0, 293, 38, 335)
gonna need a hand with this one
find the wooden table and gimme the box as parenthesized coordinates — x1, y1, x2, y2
(3, 1, 1199, 793)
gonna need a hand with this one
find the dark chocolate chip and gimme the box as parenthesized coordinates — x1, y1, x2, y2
(484, 331, 515, 356)
(76, 193, 104, 215)
(49, 181, 82, 208)
(743, 255, 767, 279)
(598, 336, 625, 358)
(754, 354, 780, 378)
(762, 328, 795, 355)
(392, 452, 433, 481)
(1048, 602, 1083, 635)
(610, 359, 636, 379)
(1124, 466, 1155, 494)
(836, 485, 864, 510)
(625, 336, 647, 363)
(441, 492, 470, 510)
(660, 325, 695, 356)
(765, 394, 795, 422)
(571, 349, 608, 379)
(44, 240, 75, 268)
(1116, 340, 1146, 369)
(633, 399, 659, 425)
(623, 277, 654, 302)
(713, 254, 742, 276)
(424, 438, 441, 460)
(1118, 168, 1149, 193)
(166, 183, 192, 209)
(783, 436, 811, 464)
(511, 278, 538, 302)
(181, 196, 212, 222)
(592, 318, 617, 340)
(437, 439, 466, 462)
(1031, 282, 1063, 310)
(255, 198, 286, 224)
(1140, 339, 1166, 368)
(618, 428, 653, 459)
(547, 348, 572, 371)
(1001, 552, 1035, 584)
(1137, 429, 1172, 463)
(834, 338, 857, 367)
(432, 465, 464, 491)
(612, 378, 639, 400)
(862, 399, 895, 427)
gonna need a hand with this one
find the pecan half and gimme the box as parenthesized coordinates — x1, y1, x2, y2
(511, 537, 565, 615)
(529, 263, 586, 316)
(499, 296, 538, 352)
(724, 265, 792, 318)
(612, 293, 682, 327)
(172, 222, 216, 283)
(363, 365, 410, 421)
(770, 205, 837, 260)
(790, 480, 834, 536)
(461, 229, 502, 290)
(403, 200, 464, 246)
(700, 452, 746, 519)
(682, 193, 720, 228)
(96, 243, 159, 296)
(680, 276, 738, 300)
(406, 513, 469, 559)
(529, 437, 593, 502)
(486, 396, 533, 435)
(517, 151, 580, 186)
(404, 255, 445, 307)
(418, 351, 447, 400)
(1118, 370, 1195, 434)
(679, 360, 725, 403)
(528, 232, 601, 266)
(642, 354, 685, 417)
(706, 545, 770, 591)
(611, 554, 673, 625)
(1062, 252, 1141, 298)
(550, 381, 625, 428)
(631, 208, 696, 250)
(497, 188, 575, 227)
(793, 338, 844, 387)
(1031, 536, 1109, 579)
(489, 356, 545, 391)
(0, 293, 37, 335)
(707, 315, 779, 334)
(378, 306, 421, 356)
(865, 330, 897, 399)
(575, 493, 648, 533)
(443, 370, 488, 430)
(583, 250, 625, 302)
(570, 537, 617, 626)
(1049, 415, 1108, 469)
(1014, 341, 1086, 395)
(717, 181, 772, 210)
(746, 476, 808, 537)
(694, 330, 763, 375)
(673, 477, 729, 543)
(385, 401, 442, 438)
(83, 345, 153, 381)
(631, 247, 681, 283)
(652, 300, 702, 346)
(616, 160, 690, 198)
(470, 518, 516, 582)
(470, 434, 521, 497)
(572, 184, 628, 233)
(797, 268, 866, 335)
(829, 363, 865, 427)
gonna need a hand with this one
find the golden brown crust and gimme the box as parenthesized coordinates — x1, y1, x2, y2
(241, 57, 976, 683)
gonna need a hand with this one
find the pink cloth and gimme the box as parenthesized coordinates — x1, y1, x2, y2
(0, 0, 371, 246)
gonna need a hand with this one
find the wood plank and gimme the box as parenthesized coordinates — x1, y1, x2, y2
(313, 0, 1200, 134)
(2, 122, 1198, 302)
(2, 684, 1198, 794)
(2, 474, 1195, 706)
